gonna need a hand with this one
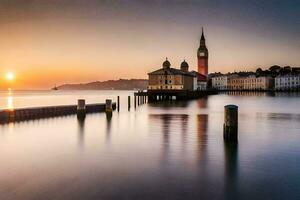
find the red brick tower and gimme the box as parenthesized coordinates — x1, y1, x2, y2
(197, 27, 208, 77)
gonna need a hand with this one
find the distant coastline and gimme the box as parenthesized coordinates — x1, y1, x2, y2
(54, 79, 148, 90)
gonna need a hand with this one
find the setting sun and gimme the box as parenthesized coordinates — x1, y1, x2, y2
(5, 72, 15, 81)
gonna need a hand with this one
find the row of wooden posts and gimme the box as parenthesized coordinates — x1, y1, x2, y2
(1, 95, 238, 143)
(79, 98, 239, 143)
(117, 95, 147, 112)
(80, 96, 238, 143)
(77, 95, 148, 119)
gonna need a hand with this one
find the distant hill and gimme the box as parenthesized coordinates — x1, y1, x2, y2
(55, 79, 148, 90)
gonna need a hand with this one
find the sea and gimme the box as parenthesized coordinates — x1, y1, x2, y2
(0, 90, 300, 200)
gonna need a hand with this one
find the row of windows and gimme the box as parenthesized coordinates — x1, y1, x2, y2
(276, 82, 299, 86)
(159, 80, 172, 84)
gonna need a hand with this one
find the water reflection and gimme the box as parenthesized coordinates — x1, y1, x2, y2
(181, 114, 188, 152)
(77, 117, 85, 149)
(149, 114, 189, 165)
(106, 113, 112, 143)
(257, 112, 300, 121)
(224, 142, 238, 200)
(197, 97, 208, 109)
(148, 100, 188, 108)
(196, 114, 208, 162)
(7, 96, 14, 111)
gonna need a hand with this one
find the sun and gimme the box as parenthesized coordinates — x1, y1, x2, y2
(6, 72, 15, 81)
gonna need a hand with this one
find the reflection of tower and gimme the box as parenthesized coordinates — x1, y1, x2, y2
(197, 27, 209, 77)
(197, 114, 208, 158)
(197, 96, 208, 109)
(224, 143, 238, 200)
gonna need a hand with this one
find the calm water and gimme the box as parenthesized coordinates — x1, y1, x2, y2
(1, 90, 300, 200)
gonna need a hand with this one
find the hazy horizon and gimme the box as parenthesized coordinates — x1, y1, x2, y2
(0, 0, 299, 89)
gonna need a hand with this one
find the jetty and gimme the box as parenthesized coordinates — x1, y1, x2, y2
(0, 102, 116, 124)
(134, 90, 218, 101)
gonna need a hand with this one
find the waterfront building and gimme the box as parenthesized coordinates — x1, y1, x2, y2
(148, 59, 196, 91)
(212, 74, 274, 91)
(275, 75, 300, 90)
(190, 71, 207, 90)
(227, 77, 244, 90)
(243, 76, 274, 90)
(197, 27, 209, 77)
(148, 28, 209, 92)
(212, 75, 229, 90)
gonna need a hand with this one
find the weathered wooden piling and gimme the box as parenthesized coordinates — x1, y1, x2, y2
(106, 99, 113, 115)
(223, 105, 238, 142)
(128, 96, 131, 110)
(117, 96, 120, 112)
(138, 95, 140, 105)
(134, 95, 136, 108)
(77, 99, 86, 119)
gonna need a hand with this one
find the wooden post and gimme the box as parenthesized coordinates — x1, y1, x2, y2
(117, 96, 120, 112)
(128, 96, 131, 111)
(138, 95, 140, 105)
(106, 99, 113, 116)
(223, 105, 238, 142)
(77, 99, 86, 119)
(134, 95, 136, 108)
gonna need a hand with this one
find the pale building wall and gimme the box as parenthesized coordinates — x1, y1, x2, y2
(212, 76, 228, 90)
(148, 74, 184, 90)
(275, 75, 300, 90)
(197, 81, 207, 90)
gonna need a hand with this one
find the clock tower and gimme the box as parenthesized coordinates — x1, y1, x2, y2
(197, 27, 208, 77)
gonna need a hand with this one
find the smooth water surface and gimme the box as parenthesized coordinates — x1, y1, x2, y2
(1, 91, 300, 200)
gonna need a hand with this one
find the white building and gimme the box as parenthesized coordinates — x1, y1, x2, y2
(244, 76, 274, 90)
(212, 75, 228, 90)
(275, 75, 300, 90)
(212, 75, 274, 90)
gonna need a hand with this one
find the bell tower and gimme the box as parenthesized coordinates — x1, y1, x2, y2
(197, 27, 208, 77)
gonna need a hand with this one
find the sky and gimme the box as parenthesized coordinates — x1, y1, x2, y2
(0, 0, 299, 89)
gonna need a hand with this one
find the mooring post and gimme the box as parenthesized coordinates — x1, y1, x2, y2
(223, 105, 238, 142)
(106, 99, 113, 116)
(117, 96, 120, 112)
(77, 99, 86, 119)
(128, 96, 131, 111)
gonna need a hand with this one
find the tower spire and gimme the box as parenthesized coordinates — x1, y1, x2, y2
(201, 27, 205, 40)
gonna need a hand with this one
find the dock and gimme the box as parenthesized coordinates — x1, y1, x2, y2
(0, 102, 116, 124)
(134, 90, 218, 101)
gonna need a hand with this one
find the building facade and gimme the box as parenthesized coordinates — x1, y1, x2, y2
(228, 77, 245, 90)
(275, 75, 300, 90)
(244, 76, 274, 90)
(148, 28, 209, 92)
(148, 59, 196, 91)
(212, 75, 229, 90)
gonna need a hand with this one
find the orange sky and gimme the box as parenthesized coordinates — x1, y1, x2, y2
(0, 1, 299, 89)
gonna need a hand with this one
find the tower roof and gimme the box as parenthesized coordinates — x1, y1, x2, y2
(201, 27, 205, 40)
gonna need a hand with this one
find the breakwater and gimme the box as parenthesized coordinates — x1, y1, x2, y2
(0, 102, 116, 123)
